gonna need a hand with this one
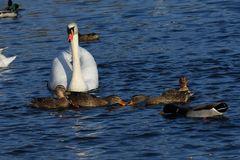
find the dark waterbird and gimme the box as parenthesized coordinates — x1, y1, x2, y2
(127, 76, 193, 107)
(79, 33, 99, 42)
(0, 0, 19, 18)
(30, 85, 126, 109)
(30, 85, 70, 109)
(161, 102, 228, 118)
(68, 92, 126, 108)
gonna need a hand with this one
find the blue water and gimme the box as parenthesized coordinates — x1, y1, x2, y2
(0, 0, 240, 159)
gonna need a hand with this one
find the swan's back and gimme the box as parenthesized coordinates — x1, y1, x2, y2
(48, 51, 72, 90)
(48, 47, 98, 91)
(79, 47, 98, 90)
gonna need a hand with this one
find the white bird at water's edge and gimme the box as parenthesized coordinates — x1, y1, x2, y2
(0, 47, 16, 68)
(48, 22, 99, 92)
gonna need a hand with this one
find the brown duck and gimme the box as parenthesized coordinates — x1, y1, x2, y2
(30, 85, 126, 109)
(68, 92, 126, 108)
(127, 76, 193, 107)
(79, 33, 99, 42)
(30, 85, 70, 109)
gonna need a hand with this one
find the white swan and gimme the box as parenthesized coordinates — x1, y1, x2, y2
(0, 47, 16, 68)
(48, 22, 99, 92)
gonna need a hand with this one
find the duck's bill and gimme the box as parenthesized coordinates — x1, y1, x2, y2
(118, 100, 126, 106)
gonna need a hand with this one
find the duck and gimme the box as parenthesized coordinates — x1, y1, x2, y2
(0, 47, 16, 68)
(127, 76, 193, 107)
(48, 22, 99, 92)
(30, 85, 70, 109)
(0, 0, 19, 18)
(30, 85, 126, 109)
(79, 33, 99, 42)
(161, 102, 228, 118)
(68, 92, 126, 108)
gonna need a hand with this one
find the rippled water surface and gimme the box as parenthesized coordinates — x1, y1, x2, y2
(1, 0, 240, 159)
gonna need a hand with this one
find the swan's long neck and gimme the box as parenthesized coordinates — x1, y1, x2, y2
(68, 33, 88, 92)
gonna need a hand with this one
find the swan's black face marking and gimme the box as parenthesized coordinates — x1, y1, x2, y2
(67, 27, 75, 34)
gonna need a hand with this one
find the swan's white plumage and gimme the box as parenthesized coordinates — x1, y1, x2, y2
(0, 47, 16, 68)
(49, 22, 98, 92)
(48, 46, 98, 92)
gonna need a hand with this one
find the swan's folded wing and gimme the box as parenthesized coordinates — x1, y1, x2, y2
(79, 47, 99, 90)
(48, 52, 72, 90)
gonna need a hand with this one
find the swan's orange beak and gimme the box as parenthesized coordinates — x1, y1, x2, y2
(68, 30, 74, 42)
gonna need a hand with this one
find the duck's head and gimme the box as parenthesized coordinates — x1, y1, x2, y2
(67, 22, 78, 42)
(179, 75, 189, 92)
(54, 85, 67, 99)
(105, 95, 126, 106)
(127, 95, 148, 106)
(179, 75, 194, 97)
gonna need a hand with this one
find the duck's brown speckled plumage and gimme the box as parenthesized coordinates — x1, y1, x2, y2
(30, 85, 70, 109)
(79, 33, 99, 42)
(68, 92, 125, 108)
(128, 76, 193, 107)
(31, 97, 70, 109)
(30, 86, 125, 109)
